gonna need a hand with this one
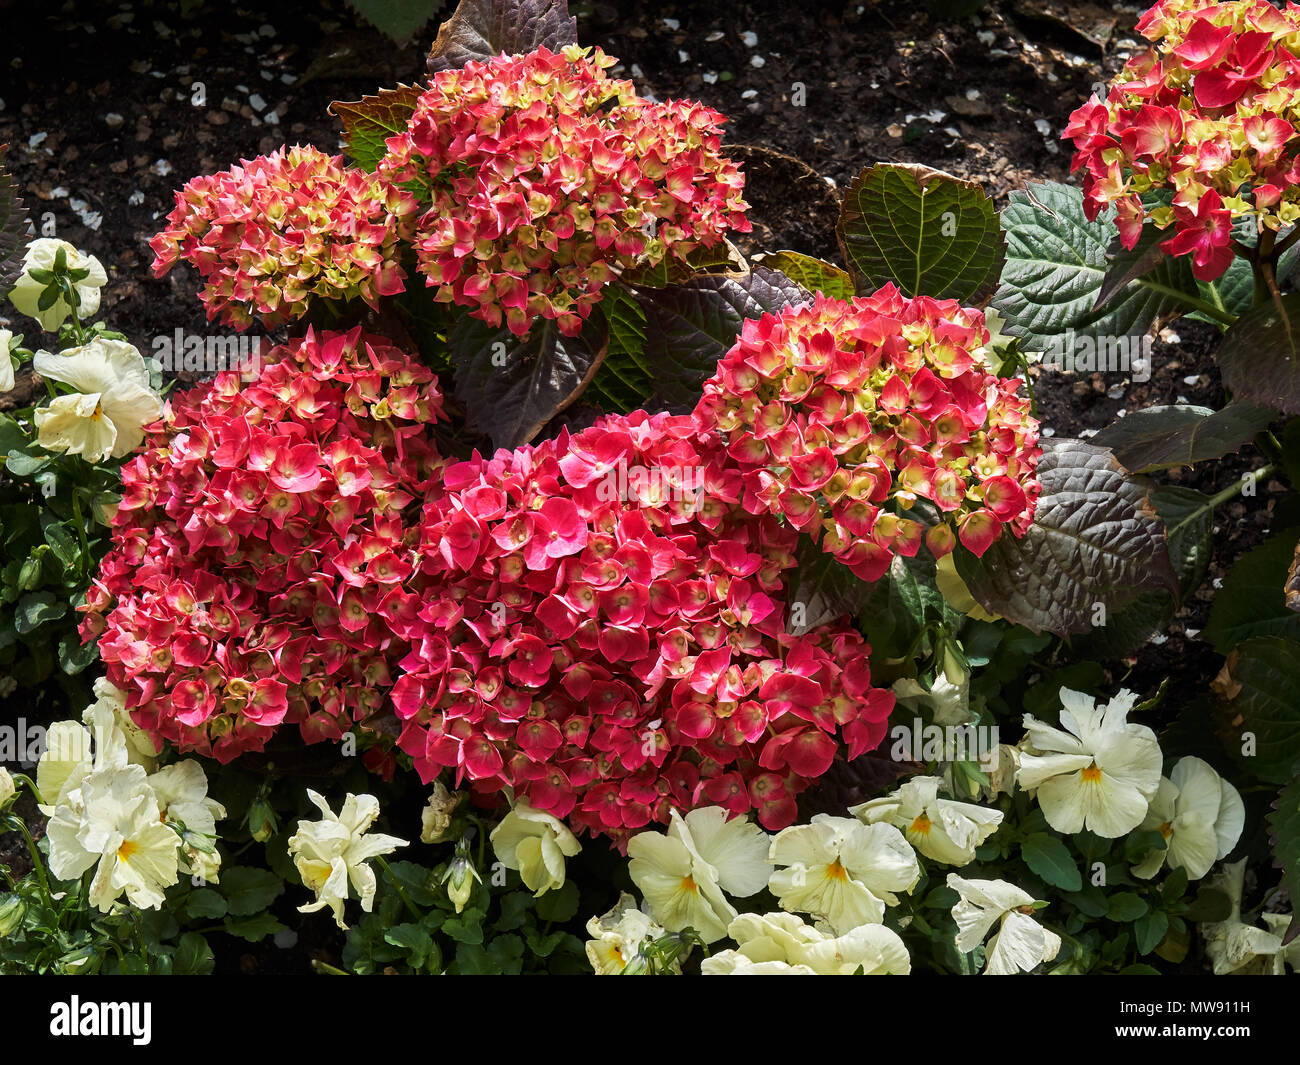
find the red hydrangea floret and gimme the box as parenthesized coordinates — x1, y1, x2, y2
(1064, 0, 1300, 280)
(694, 287, 1041, 580)
(80, 327, 446, 762)
(380, 45, 751, 336)
(150, 145, 420, 329)
(393, 409, 894, 839)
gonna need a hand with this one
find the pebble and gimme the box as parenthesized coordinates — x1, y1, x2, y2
(750, 55, 766, 68)
(249, 93, 266, 112)
(128, 190, 144, 206)
(705, 31, 724, 42)
(741, 31, 758, 47)
(105, 112, 125, 130)
(152, 158, 173, 176)
(1078, 428, 1099, 438)
(678, 50, 689, 63)
(1182, 374, 1202, 386)
(702, 72, 718, 84)
(740, 89, 758, 100)
(28, 131, 47, 147)
(977, 30, 996, 45)
(1107, 384, 1125, 399)
(663, 18, 680, 30)
(1034, 118, 1053, 137)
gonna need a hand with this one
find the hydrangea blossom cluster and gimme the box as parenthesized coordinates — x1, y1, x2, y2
(150, 146, 419, 328)
(694, 288, 1041, 581)
(80, 328, 446, 762)
(394, 410, 894, 838)
(1064, 0, 1300, 279)
(379, 45, 750, 336)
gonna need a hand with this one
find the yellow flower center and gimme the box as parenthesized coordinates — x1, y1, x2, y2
(117, 840, 138, 862)
(826, 859, 849, 881)
(680, 875, 698, 895)
(1080, 762, 1103, 783)
(91, 403, 104, 422)
(909, 814, 932, 835)
(1159, 821, 1174, 840)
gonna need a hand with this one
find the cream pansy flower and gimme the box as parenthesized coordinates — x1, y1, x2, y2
(149, 760, 226, 883)
(0, 766, 14, 806)
(851, 775, 1003, 866)
(627, 806, 770, 944)
(1201, 860, 1285, 975)
(490, 801, 582, 897)
(33, 338, 162, 463)
(287, 790, 407, 930)
(37, 699, 128, 814)
(585, 893, 672, 975)
(10, 238, 108, 331)
(1016, 688, 1162, 838)
(948, 874, 1061, 975)
(89, 678, 157, 771)
(702, 911, 911, 975)
(45, 762, 180, 912)
(1131, 757, 1244, 881)
(0, 328, 14, 393)
(768, 815, 919, 935)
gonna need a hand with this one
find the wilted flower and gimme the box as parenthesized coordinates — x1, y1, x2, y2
(287, 790, 407, 929)
(702, 911, 911, 975)
(585, 892, 672, 975)
(1131, 756, 1244, 881)
(1016, 688, 1162, 838)
(851, 775, 1003, 866)
(948, 874, 1061, 975)
(10, 238, 107, 331)
(33, 339, 162, 463)
(420, 781, 460, 845)
(768, 814, 919, 934)
(149, 760, 226, 883)
(490, 801, 582, 896)
(1201, 860, 1286, 975)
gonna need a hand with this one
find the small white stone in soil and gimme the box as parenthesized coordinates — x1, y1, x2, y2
(678, 50, 689, 63)
(153, 159, 173, 176)
(273, 929, 299, 949)
(741, 31, 758, 47)
(249, 93, 266, 112)
(663, 18, 680, 29)
(281, 73, 297, 85)
(1183, 375, 1202, 386)
(740, 89, 758, 99)
(702, 72, 718, 84)
(705, 30, 724, 41)
(128, 190, 145, 206)
(1034, 118, 1053, 137)
(750, 55, 765, 67)
(28, 132, 47, 148)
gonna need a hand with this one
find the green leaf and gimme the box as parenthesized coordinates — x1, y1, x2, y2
(582, 285, 652, 413)
(57, 631, 98, 675)
(219, 867, 284, 917)
(635, 268, 811, 412)
(450, 312, 609, 450)
(0, 150, 30, 297)
(533, 879, 579, 923)
(1211, 636, 1300, 784)
(955, 439, 1179, 637)
(1092, 403, 1277, 475)
(384, 923, 437, 969)
(783, 536, 870, 635)
(184, 887, 229, 921)
(442, 910, 486, 945)
(1217, 291, 1300, 415)
(1106, 891, 1149, 923)
(14, 591, 64, 634)
(1119, 962, 1162, 975)
(345, 0, 445, 42)
(426, 0, 576, 75)
(383, 861, 441, 908)
(5, 451, 47, 477)
(221, 912, 286, 942)
(836, 162, 1004, 302)
(42, 520, 80, 571)
(173, 932, 215, 975)
(992, 181, 1203, 359)
(1183, 886, 1233, 924)
(1151, 486, 1214, 601)
(328, 84, 425, 171)
(1204, 537, 1300, 654)
(1022, 833, 1083, 891)
(1267, 778, 1300, 947)
(754, 251, 856, 300)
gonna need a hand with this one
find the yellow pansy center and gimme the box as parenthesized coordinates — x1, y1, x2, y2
(826, 859, 849, 881)
(117, 840, 138, 862)
(910, 813, 932, 835)
(681, 875, 698, 895)
(1159, 821, 1174, 840)
(1080, 762, 1103, 783)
